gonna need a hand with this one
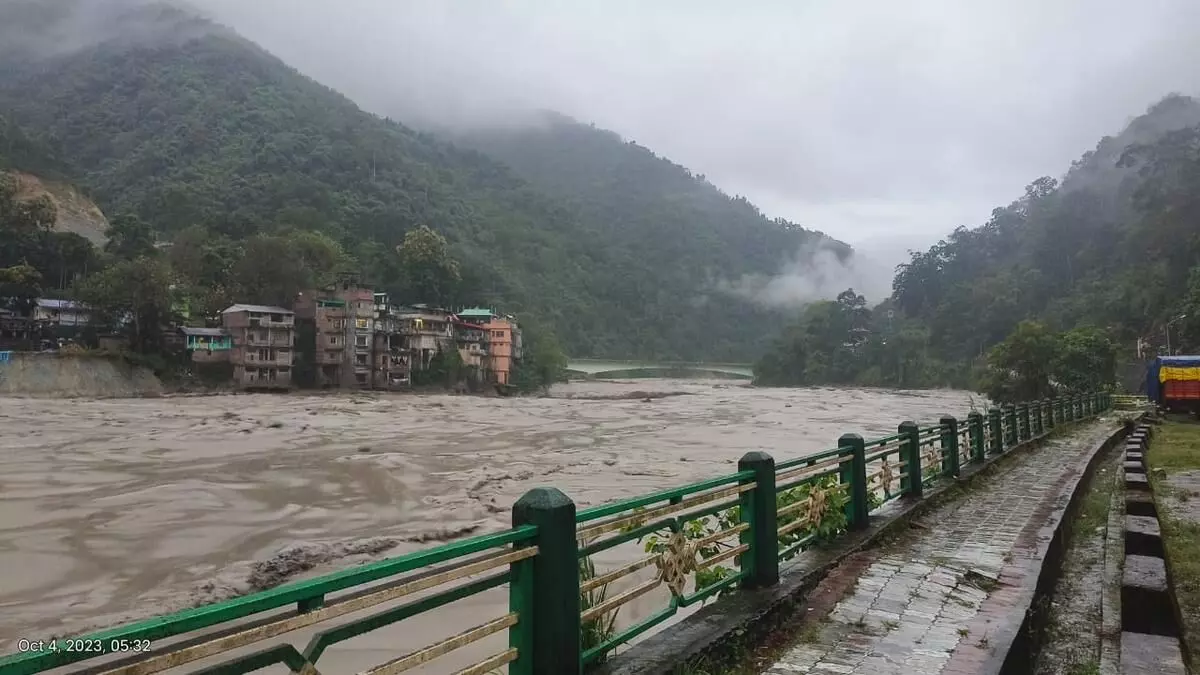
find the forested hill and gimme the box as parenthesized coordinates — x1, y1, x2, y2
(892, 94, 1200, 360)
(753, 93, 1200, 393)
(0, 0, 841, 362)
(451, 113, 853, 358)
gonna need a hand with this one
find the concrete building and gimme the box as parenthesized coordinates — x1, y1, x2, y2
(221, 304, 295, 389)
(452, 318, 488, 370)
(457, 308, 522, 385)
(180, 327, 231, 363)
(32, 298, 90, 326)
(397, 305, 456, 370)
(372, 292, 413, 390)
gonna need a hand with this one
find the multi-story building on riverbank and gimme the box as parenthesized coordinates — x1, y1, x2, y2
(458, 308, 522, 385)
(221, 304, 295, 389)
(294, 286, 522, 391)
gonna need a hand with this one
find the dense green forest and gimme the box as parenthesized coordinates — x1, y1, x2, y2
(0, 0, 840, 362)
(453, 115, 848, 359)
(754, 94, 1200, 399)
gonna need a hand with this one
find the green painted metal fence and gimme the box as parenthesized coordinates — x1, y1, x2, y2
(0, 392, 1112, 675)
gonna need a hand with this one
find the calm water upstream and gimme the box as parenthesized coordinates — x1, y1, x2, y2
(0, 379, 978, 672)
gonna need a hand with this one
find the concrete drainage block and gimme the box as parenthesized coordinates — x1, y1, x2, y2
(1119, 422, 1186, 675)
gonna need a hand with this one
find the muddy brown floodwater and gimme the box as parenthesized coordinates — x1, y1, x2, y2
(0, 379, 978, 673)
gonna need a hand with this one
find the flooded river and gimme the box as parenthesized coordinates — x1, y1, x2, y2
(0, 379, 977, 671)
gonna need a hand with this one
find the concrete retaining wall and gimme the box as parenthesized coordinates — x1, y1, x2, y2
(0, 352, 162, 398)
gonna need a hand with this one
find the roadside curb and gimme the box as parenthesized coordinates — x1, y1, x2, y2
(976, 418, 1132, 674)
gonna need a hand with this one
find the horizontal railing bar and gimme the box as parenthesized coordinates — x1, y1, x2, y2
(580, 554, 659, 594)
(452, 648, 518, 675)
(581, 604, 677, 666)
(693, 522, 749, 550)
(579, 516, 676, 558)
(775, 455, 847, 485)
(301, 571, 512, 664)
(577, 483, 753, 542)
(775, 446, 845, 470)
(576, 471, 754, 523)
(679, 571, 744, 607)
(77, 556, 525, 675)
(697, 544, 748, 571)
(581, 577, 660, 624)
(0, 528, 537, 675)
(778, 533, 818, 561)
(777, 469, 840, 493)
(364, 613, 518, 675)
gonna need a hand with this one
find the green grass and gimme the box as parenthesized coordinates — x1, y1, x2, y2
(1146, 419, 1200, 673)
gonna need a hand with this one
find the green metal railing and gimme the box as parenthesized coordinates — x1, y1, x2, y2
(0, 392, 1112, 675)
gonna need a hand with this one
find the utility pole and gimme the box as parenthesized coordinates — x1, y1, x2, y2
(1167, 314, 1188, 356)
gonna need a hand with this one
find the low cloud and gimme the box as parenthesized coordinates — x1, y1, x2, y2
(718, 241, 894, 310)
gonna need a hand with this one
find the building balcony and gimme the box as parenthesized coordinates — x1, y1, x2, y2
(242, 353, 294, 367)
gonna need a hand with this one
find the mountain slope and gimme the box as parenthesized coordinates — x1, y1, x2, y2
(749, 93, 1200, 390)
(0, 0, 839, 361)
(453, 113, 853, 358)
(891, 93, 1200, 359)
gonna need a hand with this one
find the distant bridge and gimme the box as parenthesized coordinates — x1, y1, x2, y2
(565, 358, 754, 379)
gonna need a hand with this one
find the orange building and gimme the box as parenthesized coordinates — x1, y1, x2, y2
(457, 308, 522, 385)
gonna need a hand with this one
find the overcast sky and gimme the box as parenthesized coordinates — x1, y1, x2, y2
(193, 0, 1200, 257)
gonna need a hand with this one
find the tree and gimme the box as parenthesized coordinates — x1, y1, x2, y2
(74, 257, 174, 352)
(227, 231, 351, 308)
(1052, 326, 1117, 392)
(511, 321, 568, 394)
(394, 225, 461, 305)
(980, 321, 1059, 403)
(103, 214, 157, 260)
(0, 262, 41, 313)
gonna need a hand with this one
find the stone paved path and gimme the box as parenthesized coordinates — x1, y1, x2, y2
(765, 420, 1119, 675)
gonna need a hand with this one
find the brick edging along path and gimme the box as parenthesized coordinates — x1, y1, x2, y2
(764, 421, 1124, 675)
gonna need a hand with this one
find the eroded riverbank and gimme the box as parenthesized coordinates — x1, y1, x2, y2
(0, 379, 978, 666)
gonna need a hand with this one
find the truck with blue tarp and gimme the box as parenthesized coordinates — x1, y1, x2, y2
(1147, 355, 1200, 414)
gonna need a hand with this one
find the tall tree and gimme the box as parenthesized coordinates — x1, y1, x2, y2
(74, 256, 174, 352)
(394, 225, 461, 305)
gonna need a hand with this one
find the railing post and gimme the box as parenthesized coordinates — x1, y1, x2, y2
(1034, 400, 1045, 436)
(988, 408, 1003, 454)
(738, 451, 778, 589)
(1018, 404, 1030, 442)
(968, 412, 985, 463)
(899, 421, 923, 499)
(512, 488, 581, 675)
(1006, 405, 1019, 446)
(838, 434, 869, 530)
(940, 416, 960, 477)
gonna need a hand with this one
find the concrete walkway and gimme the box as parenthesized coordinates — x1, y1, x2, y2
(765, 420, 1120, 675)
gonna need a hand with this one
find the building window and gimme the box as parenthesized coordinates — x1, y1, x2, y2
(356, 354, 367, 365)
(355, 335, 368, 347)
(355, 373, 367, 384)
(355, 318, 368, 329)
(259, 348, 270, 361)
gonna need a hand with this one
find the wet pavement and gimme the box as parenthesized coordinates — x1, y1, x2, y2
(766, 420, 1119, 675)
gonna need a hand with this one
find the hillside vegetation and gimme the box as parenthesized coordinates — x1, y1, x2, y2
(0, 0, 839, 362)
(754, 94, 1200, 398)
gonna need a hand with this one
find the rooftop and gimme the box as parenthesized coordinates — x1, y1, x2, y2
(36, 298, 87, 310)
(221, 304, 293, 315)
(180, 327, 230, 337)
(457, 308, 496, 319)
